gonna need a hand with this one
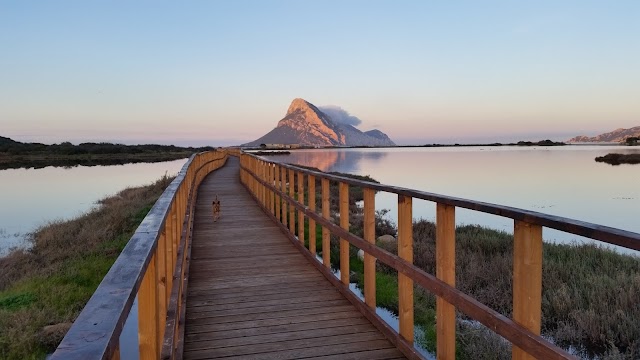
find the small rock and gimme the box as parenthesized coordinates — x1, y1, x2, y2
(377, 234, 396, 244)
(357, 249, 365, 260)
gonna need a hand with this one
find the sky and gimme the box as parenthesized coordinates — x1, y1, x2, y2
(1, 1, 639, 146)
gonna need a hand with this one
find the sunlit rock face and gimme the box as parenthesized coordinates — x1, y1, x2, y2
(243, 98, 396, 147)
(568, 126, 640, 143)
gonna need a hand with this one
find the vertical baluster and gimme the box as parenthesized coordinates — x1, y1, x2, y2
(138, 254, 158, 360)
(308, 175, 316, 254)
(281, 167, 288, 228)
(165, 205, 175, 294)
(111, 347, 120, 360)
(288, 169, 295, 234)
(270, 164, 275, 215)
(398, 195, 414, 344)
(512, 221, 543, 360)
(275, 165, 281, 222)
(363, 188, 376, 309)
(298, 172, 305, 244)
(339, 182, 349, 285)
(436, 203, 456, 359)
(322, 178, 330, 268)
(156, 231, 167, 353)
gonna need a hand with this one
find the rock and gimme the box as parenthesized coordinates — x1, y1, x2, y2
(38, 322, 73, 348)
(357, 249, 364, 260)
(377, 234, 396, 244)
(349, 271, 359, 283)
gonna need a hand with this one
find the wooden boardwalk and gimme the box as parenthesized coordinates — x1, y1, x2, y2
(183, 157, 407, 360)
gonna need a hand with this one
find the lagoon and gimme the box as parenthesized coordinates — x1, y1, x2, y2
(260, 145, 640, 255)
(0, 159, 187, 256)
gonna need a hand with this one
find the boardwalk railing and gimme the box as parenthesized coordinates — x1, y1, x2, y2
(51, 150, 231, 360)
(239, 152, 640, 360)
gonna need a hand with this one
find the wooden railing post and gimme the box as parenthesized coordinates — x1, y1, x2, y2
(322, 178, 330, 268)
(513, 220, 543, 360)
(363, 188, 376, 309)
(281, 166, 288, 228)
(156, 230, 168, 352)
(269, 164, 275, 215)
(398, 195, 414, 344)
(298, 172, 305, 244)
(275, 165, 281, 222)
(339, 182, 350, 285)
(138, 253, 159, 360)
(165, 205, 175, 295)
(308, 175, 316, 254)
(288, 169, 295, 234)
(436, 203, 456, 359)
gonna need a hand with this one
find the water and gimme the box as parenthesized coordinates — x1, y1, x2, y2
(261, 146, 640, 254)
(0, 159, 187, 256)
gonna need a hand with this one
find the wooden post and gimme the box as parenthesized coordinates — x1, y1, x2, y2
(436, 203, 456, 360)
(156, 230, 168, 352)
(322, 178, 330, 268)
(512, 220, 543, 360)
(308, 175, 316, 255)
(111, 347, 120, 360)
(339, 182, 350, 285)
(298, 172, 305, 244)
(165, 208, 175, 294)
(363, 188, 376, 309)
(138, 254, 158, 360)
(281, 167, 287, 228)
(398, 195, 414, 344)
(289, 169, 295, 234)
(275, 165, 281, 222)
(270, 164, 275, 215)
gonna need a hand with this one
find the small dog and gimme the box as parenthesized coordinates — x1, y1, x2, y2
(212, 195, 221, 222)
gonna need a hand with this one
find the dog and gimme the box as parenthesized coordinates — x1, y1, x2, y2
(212, 195, 221, 222)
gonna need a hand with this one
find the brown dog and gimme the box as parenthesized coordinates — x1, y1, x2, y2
(212, 195, 221, 222)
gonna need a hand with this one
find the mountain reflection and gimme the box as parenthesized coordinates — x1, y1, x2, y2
(261, 149, 388, 173)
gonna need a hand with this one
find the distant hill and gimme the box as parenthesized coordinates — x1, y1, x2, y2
(567, 126, 640, 143)
(243, 98, 395, 147)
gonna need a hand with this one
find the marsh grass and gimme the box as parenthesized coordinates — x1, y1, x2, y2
(0, 175, 173, 359)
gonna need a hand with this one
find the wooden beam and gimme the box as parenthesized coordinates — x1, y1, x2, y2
(156, 231, 168, 353)
(363, 188, 376, 309)
(436, 203, 456, 360)
(322, 178, 330, 268)
(275, 165, 281, 222)
(138, 254, 158, 360)
(298, 172, 305, 244)
(281, 166, 287, 228)
(289, 169, 295, 234)
(398, 195, 414, 344)
(340, 182, 350, 285)
(513, 220, 543, 360)
(308, 175, 316, 255)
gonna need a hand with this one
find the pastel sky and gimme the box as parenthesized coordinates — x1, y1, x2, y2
(1, 1, 638, 146)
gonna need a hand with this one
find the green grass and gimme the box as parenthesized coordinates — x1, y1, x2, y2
(0, 179, 170, 359)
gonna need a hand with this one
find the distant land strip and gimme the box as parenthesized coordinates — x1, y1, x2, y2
(0, 136, 214, 170)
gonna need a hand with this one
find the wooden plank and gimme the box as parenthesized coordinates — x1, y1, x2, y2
(398, 195, 414, 344)
(322, 178, 330, 268)
(513, 220, 543, 360)
(298, 171, 305, 244)
(308, 174, 316, 254)
(281, 166, 287, 228)
(275, 165, 281, 222)
(339, 182, 350, 285)
(288, 168, 295, 234)
(138, 253, 159, 360)
(363, 187, 376, 309)
(436, 203, 456, 360)
(156, 230, 168, 351)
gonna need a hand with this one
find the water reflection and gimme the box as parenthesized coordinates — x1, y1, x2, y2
(0, 159, 187, 256)
(265, 146, 640, 254)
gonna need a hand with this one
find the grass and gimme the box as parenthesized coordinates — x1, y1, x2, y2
(286, 168, 640, 359)
(0, 175, 173, 359)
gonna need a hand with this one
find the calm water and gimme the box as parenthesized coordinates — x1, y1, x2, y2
(262, 146, 640, 255)
(0, 159, 187, 256)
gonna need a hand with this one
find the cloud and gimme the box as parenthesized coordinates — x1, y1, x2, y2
(318, 105, 363, 127)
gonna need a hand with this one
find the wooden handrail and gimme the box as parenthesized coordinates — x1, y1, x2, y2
(238, 152, 640, 360)
(51, 150, 231, 360)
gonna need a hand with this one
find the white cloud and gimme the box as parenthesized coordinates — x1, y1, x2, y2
(318, 105, 363, 127)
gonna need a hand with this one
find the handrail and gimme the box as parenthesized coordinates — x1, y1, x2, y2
(238, 152, 640, 360)
(51, 150, 231, 360)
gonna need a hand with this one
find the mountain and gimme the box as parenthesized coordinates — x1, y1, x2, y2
(567, 126, 640, 143)
(243, 99, 396, 147)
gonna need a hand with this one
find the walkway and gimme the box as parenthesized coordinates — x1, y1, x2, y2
(183, 157, 407, 359)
